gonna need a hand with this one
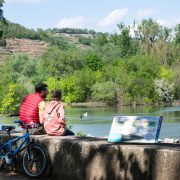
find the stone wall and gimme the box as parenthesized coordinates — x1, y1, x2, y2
(1, 134, 179, 180)
(29, 135, 180, 180)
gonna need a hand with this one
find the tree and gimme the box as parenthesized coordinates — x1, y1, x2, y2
(85, 53, 103, 71)
(136, 19, 160, 54)
(111, 23, 134, 57)
(175, 24, 180, 45)
(0, 83, 28, 115)
(40, 47, 84, 78)
(0, 0, 5, 39)
(73, 68, 96, 102)
(0, 0, 5, 22)
(46, 77, 61, 101)
(95, 33, 108, 46)
(91, 81, 119, 105)
(3, 55, 38, 83)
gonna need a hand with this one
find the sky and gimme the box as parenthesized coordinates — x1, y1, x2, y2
(3, 0, 180, 32)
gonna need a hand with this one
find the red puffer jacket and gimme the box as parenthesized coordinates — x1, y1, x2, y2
(20, 93, 43, 125)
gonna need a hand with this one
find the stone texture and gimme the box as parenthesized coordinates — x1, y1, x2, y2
(1, 134, 180, 180)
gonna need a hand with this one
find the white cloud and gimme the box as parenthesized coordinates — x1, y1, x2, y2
(97, 8, 128, 27)
(137, 8, 154, 19)
(56, 16, 86, 28)
(5, 0, 44, 4)
(157, 17, 180, 27)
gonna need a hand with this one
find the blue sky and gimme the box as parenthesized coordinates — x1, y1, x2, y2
(3, 0, 180, 32)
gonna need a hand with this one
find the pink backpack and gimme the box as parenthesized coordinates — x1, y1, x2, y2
(43, 101, 66, 135)
(44, 101, 61, 122)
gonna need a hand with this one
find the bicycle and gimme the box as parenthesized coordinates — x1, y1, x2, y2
(0, 120, 49, 178)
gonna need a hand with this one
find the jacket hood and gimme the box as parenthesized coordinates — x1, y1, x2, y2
(45, 101, 60, 113)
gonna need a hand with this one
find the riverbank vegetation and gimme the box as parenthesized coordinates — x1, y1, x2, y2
(0, 1, 180, 115)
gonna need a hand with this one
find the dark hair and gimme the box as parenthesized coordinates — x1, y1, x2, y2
(35, 83, 48, 93)
(51, 90, 61, 100)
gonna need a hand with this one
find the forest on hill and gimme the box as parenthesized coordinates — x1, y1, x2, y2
(0, 0, 180, 115)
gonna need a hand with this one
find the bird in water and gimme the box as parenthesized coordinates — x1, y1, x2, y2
(83, 112, 88, 117)
(80, 112, 88, 119)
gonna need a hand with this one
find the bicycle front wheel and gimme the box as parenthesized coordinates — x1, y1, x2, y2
(0, 148, 6, 170)
(22, 143, 48, 178)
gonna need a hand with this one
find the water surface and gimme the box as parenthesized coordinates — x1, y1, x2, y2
(0, 106, 180, 139)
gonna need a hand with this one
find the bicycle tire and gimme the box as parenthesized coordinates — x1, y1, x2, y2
(22, 143, 49, 178)
(0, 148, 6, 170)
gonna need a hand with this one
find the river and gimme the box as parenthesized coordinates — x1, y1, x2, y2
(0, 106, 180, 139)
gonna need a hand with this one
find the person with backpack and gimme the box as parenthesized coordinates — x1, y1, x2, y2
(43, 89, 74, 136)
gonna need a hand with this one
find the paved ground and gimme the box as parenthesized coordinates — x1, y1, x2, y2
(0, 170, 29, 180)
(0, 170, 50, 180)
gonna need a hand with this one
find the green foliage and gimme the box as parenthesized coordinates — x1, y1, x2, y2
(160, 67, 173, 80)
(3, 55, 38, 83)
(46, 77, 61, 100)
(175, 24, 180, 45)
(0, 0, 5, 22)
(40, 47, 83, 78)
(60, 76, 78, 103)
(0, 21, 71, 49)
(92, 81, 119, 105)
(78, 36, 92, 46)
(0, 21, 40, 40)
(95, 33, 108, 46)
(111, 24, 133, 57)
(136, 18, 160, 54)
(0, 83, 28, 115)
(0, 55, 39, 115)
(0, 17, 180, 115)
(76, 131, 86, 137)
(93, 43, 122, 63)
(85, 53, 103, 71)
(72, 68, 97, 102)
(48, 28, 96, 35)
(0, 0, 6, 39)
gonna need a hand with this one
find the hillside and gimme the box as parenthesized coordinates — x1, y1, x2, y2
(0, 38, 49, 61)
(0, 22, 95, 61)
(52, 32, 93, 49)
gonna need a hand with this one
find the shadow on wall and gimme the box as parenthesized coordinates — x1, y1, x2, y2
(0, 134, 179, 180)
(42, 139, 155, 180)
(33, 137, 180, 180)
(81, 144, 154, 180)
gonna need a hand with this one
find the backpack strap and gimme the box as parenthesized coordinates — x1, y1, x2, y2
(49, 103, 61, 114)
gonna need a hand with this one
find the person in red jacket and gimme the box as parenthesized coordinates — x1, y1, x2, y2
(20, 82, 49, 134)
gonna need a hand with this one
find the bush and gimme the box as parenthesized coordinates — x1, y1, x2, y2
(0, 83, 28, 115)
(154, 79, 174, 102)
(40, 47, 84, 77)
(78, 36, 92, 46)
(91, 81, 119, 105)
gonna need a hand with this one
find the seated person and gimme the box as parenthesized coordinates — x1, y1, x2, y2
(43, 90, 74, 136)
(19, 83, 49, 135)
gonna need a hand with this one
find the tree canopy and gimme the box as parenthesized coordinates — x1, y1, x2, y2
(0, 17, 180, 115)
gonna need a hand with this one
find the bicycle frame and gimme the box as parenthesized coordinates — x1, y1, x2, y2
(0, 133, 30, 159)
